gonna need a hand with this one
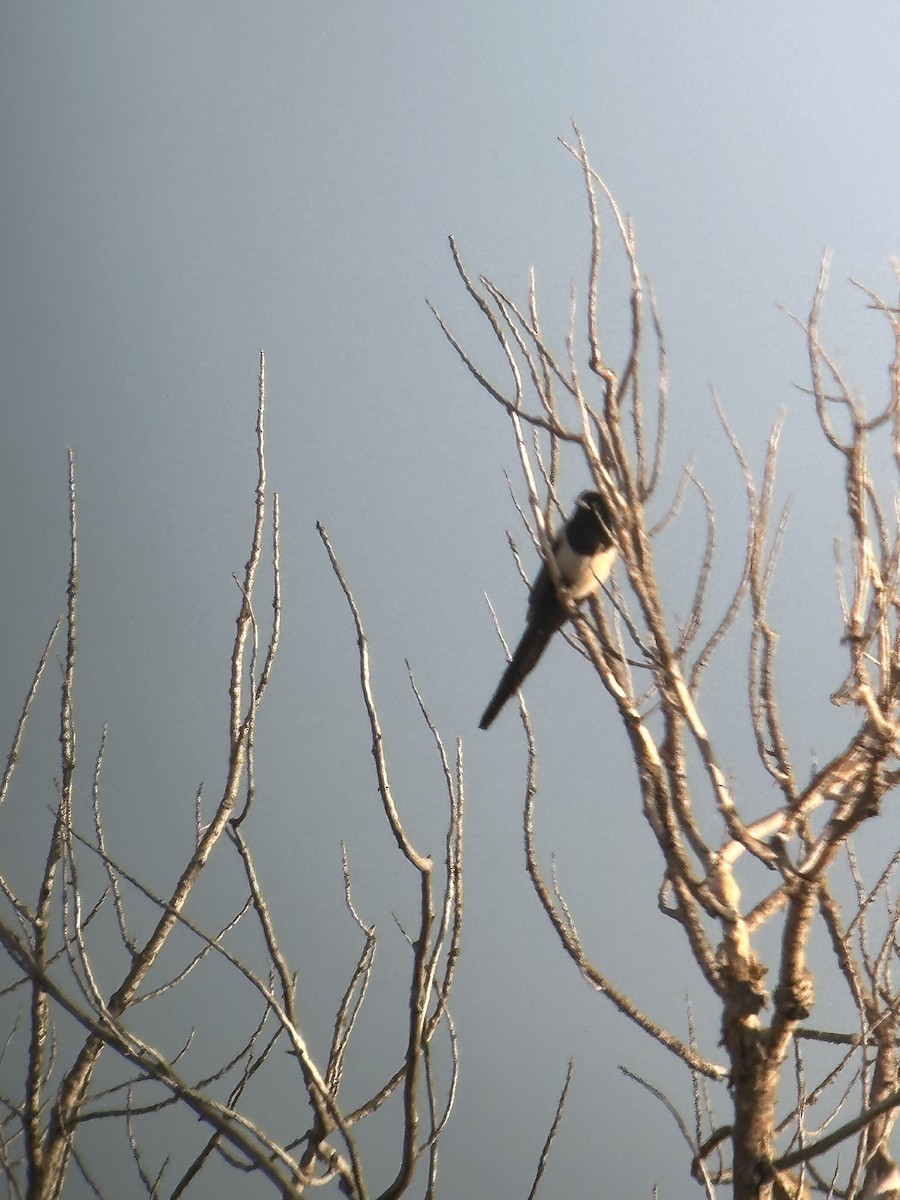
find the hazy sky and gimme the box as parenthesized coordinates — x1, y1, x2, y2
(2, 4, 899, 1196)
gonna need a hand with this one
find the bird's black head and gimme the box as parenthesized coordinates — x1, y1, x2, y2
(576, 490, 609, 516)
(570, 490, 614, 553)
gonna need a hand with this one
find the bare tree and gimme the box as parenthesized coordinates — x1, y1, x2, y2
(0, 356, 462, 1199)
(433, 126, 900, 1199)
(4, 132, 900, 1200)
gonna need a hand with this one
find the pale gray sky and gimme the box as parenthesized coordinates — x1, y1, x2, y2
(2, 3, 899, 1196)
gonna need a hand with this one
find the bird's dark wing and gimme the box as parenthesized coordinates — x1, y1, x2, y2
(478, 565, 567, 730)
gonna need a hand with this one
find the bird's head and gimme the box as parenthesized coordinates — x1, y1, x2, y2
(576, 490, 612, 530)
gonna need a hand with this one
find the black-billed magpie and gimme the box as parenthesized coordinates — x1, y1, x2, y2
(479, 491, 616, 730)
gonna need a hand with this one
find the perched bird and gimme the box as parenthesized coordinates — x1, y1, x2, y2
(479, 491, 616, 730)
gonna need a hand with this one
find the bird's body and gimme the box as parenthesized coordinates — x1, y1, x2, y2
(478, 491, 616, 730)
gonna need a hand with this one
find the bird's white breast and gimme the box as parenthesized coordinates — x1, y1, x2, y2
(554, 540, 615, 601)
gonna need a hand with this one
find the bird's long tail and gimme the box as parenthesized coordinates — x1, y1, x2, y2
(478, 620, 558, 730)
